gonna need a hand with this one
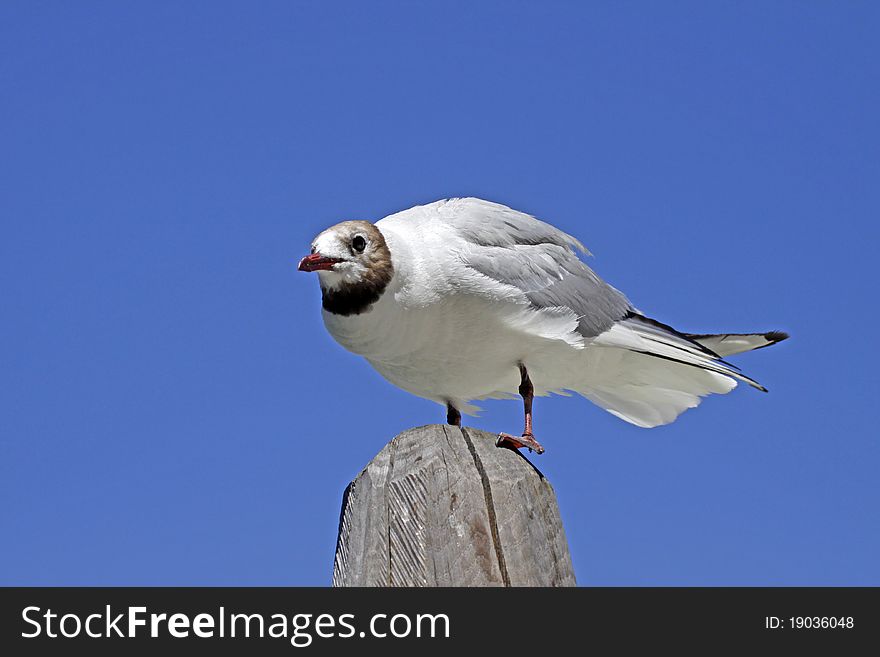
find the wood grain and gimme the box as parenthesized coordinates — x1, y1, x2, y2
(332, 425, 576, 587)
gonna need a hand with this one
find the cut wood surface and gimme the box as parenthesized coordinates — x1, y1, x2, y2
(332, 424, 576, 587)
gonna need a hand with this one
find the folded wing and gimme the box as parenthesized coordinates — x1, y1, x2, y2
(442, 198, 633, 339)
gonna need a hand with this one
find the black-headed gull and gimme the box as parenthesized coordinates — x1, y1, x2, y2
(298, 198, 787, 454)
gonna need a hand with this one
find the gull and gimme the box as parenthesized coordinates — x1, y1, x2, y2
(298, 198, 787, 454)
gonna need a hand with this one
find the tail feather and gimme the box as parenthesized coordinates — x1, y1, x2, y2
(580, 315, 787, 428)
(602, 314, 766, 391)
(686, 331, 789, 357)
(578, 346, 737, 428)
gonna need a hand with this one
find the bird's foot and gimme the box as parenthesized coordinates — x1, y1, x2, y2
(497, 432, 545, 455)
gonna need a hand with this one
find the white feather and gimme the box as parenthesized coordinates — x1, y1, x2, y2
(575, 343, 737, 428)
(690, 332, 786, 357)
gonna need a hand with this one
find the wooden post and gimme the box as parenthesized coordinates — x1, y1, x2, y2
(332, 424, 576, 587)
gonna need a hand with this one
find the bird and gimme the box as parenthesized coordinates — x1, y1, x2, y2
(297, 198, 787, 454)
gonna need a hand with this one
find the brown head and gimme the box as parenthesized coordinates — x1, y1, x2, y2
(298, 220, 394, 316)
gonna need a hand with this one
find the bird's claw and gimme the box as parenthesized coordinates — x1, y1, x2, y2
(497, 432, 545, 455)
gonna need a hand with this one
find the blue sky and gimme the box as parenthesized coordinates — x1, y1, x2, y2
(1, 1, 878, 585)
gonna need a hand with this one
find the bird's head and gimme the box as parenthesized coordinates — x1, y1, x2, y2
(298, 220, 394, 315)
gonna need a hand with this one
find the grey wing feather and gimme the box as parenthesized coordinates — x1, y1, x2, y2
(442, 198, 633, 338)
(441, 197, 589, 252)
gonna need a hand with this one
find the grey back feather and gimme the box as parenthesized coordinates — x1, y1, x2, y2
(441, 199, 633, 338)
(442, 198, 589, 253)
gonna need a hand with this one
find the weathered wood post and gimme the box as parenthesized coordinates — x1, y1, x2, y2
(332, 424, 576, 586)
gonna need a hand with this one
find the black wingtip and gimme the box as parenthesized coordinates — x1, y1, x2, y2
(765, 330, 790, 344)
(749, 330, 789, 351)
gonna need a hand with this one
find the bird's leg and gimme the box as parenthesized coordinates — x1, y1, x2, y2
(446, 403, 461, 427)
(497, 364, 545, 455)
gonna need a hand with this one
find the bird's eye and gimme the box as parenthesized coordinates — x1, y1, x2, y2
(352, 235, 367, 253)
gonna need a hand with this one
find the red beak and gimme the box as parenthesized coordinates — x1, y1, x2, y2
(298, 253, 342, 272)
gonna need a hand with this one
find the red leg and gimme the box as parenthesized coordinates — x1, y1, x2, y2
(497, 364, 545, 454)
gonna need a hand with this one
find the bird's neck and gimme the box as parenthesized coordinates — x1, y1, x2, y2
(320, 270, 393, 317)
